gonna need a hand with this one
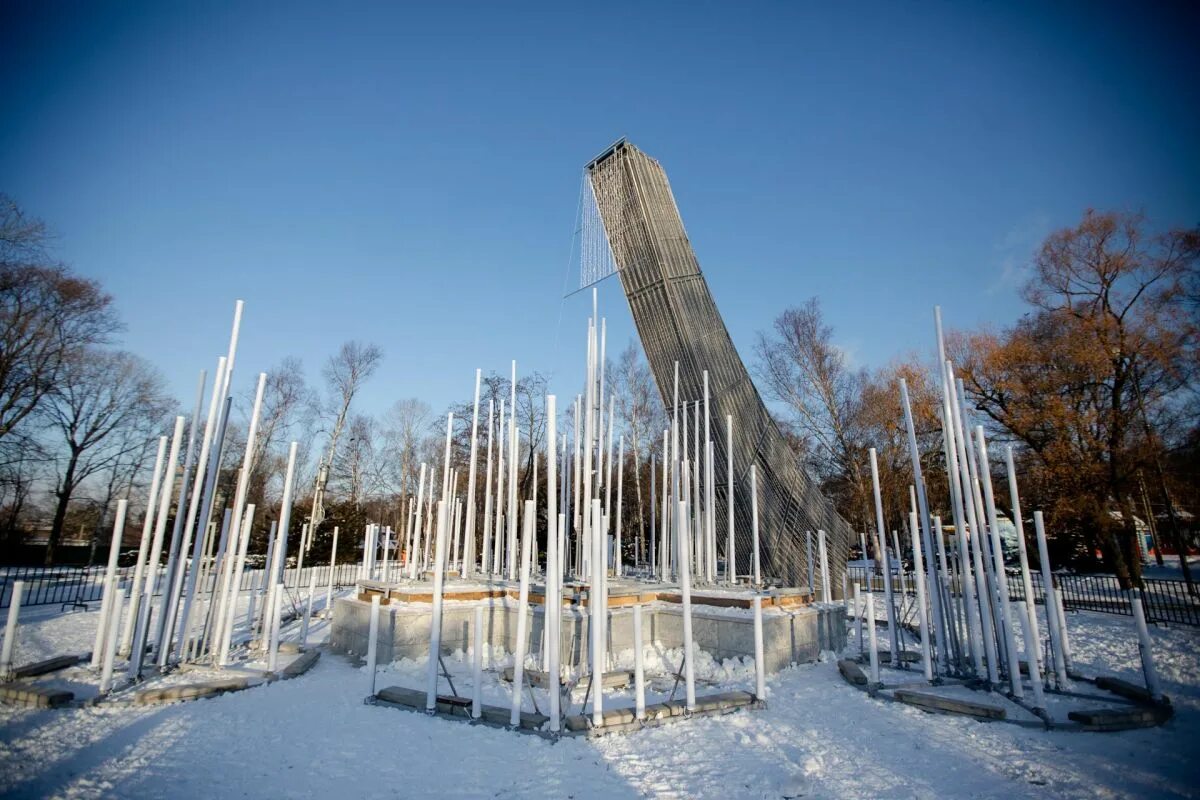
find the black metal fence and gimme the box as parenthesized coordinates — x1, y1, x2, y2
(845, 565, 1200, 627)
(0, 562, 365, 609)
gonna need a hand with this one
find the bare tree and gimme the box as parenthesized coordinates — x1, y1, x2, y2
(310, 341, 382, 532)
(43, 349, 172, 564)
(379, 398, 433, 497)
(0, 196, 119, 442)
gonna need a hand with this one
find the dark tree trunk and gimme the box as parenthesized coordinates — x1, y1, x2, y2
(46, 451, 80, 566)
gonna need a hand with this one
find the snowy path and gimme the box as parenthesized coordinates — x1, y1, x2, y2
(0, 607, 1197, 798)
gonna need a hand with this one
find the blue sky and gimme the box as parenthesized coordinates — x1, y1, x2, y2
(2, 1, 1197, 421)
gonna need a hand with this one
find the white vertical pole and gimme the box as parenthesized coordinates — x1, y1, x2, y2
(131, 415, 186, 675)
(590, 497, 604, 726)
(818, 530, 831, 603)
(267, 582, 283, 673)
(866, 592, 880, 685)
(98, 584, 122, 693)
(900, 379, 948, 675)
(1131, 591, 1162, 701)
(868, 449, 899, 663)
(216, 503, 256, 664)
(464, 369, 482, 579)
(0, 581, 23, 678)
(1016, 598, 1046, 711)
(471, 604, 484, 719)
(1005, 447, 1041, 663)
(751, 465, 761, 587)
(753, 595, 766, 700)
(660, 430, 670, 581)
(481, 401, 495, 576)
(854, 583, 863, 652)
(300, 570, 317, 648)
(121, 436, 168, 654)
(425, 501, 448, 711)
(633, 602, 646, 720)
(510, 500, 535, 726)
(507, 362, 518, 580)
(366, 594, 380, 696)
(92, 499, 129, 668)
(677, 498, 696, 711)
(325, 526, 339, 616)
(615, 435, 624, 577)
(411, 464, 427, 579)
(726, 415, 735, 585)
(1033, 512, 1068, 685)
(975, 427, 1024, 699)
(909, 512, 933, 681)
(545, 395, 561, 731)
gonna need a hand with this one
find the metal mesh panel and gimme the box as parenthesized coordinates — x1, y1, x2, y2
(586, 141, 854, 592)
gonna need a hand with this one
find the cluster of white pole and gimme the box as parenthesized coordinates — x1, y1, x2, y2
(82, 301, 320, 691)
(850, 307, 1094, 709)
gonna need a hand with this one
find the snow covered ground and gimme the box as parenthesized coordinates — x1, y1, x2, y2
(0, 601, 1197, 799)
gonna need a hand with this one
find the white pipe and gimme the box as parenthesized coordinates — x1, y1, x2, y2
(1054, 585, 1073, 671)
(753, 595, 766, 700)
(325, 526, 340, 617)
(0, 580, 23, 678)
(909, 512, 933, 681)
(92, 499, 129, 668)
(615, 435, 624, 577)
(633, 601, 647, 719)
(1131, 591, 1162, 701)
(866, 592, 881, 686)
(677, 498, 697, 711)
(546, 396, 561, 731)
(481, 401, 495, 576)
(300, 569, 317, 648)
(854, 583, 863, 652)
(411, 464, 427, 579)
(900, 379, 948, 674)
(590, 498, 604, 726)
(495, 400, 507, 577)
(1004, 447, 1041, 665)
(267, 582, 283, 673)
(98, 583, 122, 694)
(868, 449, 899, 662)
(510, 501, 535, 726)
(1016, 599, 1046, 711)
(366, 594, 381, 696)
(507, 362, 518, 580)
(155, 369, 206, 662)
(121, 435, 168, 655)
(173, 356, 228, 659)
(726, 415, 735, 585)
(975, 426, 1024, 698)
(941, 362, 982, 677)
(217, 503, 256, 664)
(130, 415, 186, 675)
(1033, 512, 1068, 685)
(472, 604, 484, 719)
(818, 530, 830, 603)
(464, 369, 482, 579)
(751, 465, 761, 587)
(425, 501, 449, 711)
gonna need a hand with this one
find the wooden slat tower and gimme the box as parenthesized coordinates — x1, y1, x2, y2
(587, 139, 853, 592)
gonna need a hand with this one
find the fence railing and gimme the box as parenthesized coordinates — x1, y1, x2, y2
(0, 562, 365, 609)
(845, 565, 1200, 627)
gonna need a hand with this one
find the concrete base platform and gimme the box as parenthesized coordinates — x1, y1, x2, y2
(562, 690, 761, 737)
(12, 654, 85, 679)
(333, 579, 845, 676)
(134, 677, 257, 705)
(501, 667, 631, 689)
(1068, 706, 1172, 731)
(373, 685, 549, 731)
(0, 682, 74, 708)
(893, 689, 1007, 720)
